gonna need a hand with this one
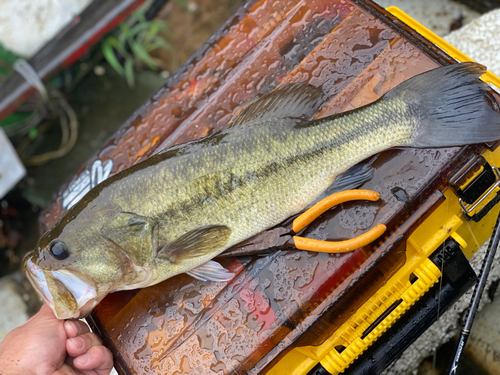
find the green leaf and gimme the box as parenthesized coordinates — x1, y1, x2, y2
(102, 40, 124, 75)
(0, 43, 22, 83)
(146, 22, 162, 36)
(129, 22, 155, 37)
(28, 127, 38, 139)
(106, 37, 131, 60)
(119, 23, 131, 36)
(145, 38, 174, 52)
(145, 22, 169, 44)
(0, 44, 20, 66)
(135, 29, 148, 45)
(134, 9, 146, 24)
(124, 58, 135, 88)
(0, 111, 34, 127)
(117, 29, 129, 46)
(130, 40, 157, 70)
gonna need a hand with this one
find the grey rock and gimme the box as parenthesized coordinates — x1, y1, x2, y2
(0, 274, 31, 344)
(445, 9, 500, 78)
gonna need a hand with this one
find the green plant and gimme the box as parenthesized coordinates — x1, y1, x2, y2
(0, 44, 79, 164)
(101, 9, 174, 87)
(0, 44, 41, 138)
(0, 44, 18, 78)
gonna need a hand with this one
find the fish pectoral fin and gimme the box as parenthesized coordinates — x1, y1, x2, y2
(230, 82, 324, 128)
(186, 260, 235, 282)
(157, 225, 232, 262)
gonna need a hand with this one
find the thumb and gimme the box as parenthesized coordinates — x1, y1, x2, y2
(39, 303, 57, 317)
(26, 303, 57, 324)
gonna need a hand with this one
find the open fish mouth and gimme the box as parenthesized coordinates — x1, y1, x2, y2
(23, 258, 55, 308)
(23, 258, 98, 319)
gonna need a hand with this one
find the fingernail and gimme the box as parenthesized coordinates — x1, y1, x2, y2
(65, 320, 79, 335)
(70, 337, 84, 349)
(76, 353, 90, 365)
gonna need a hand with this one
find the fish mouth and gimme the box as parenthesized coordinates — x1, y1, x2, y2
(23, 257, 98, 319)
(23, 257, 55, 308)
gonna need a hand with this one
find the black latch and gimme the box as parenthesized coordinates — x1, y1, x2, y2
(449, 155, 500, 222)
(458, 162, 495, 204)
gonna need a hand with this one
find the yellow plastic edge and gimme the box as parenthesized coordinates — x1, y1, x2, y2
(267, 8, 500, 375)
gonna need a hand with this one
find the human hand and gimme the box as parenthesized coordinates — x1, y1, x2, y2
(0, 303, 113, 375)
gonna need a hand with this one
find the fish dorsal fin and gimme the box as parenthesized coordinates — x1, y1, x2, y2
(187, 260, 235, 282)
(230, 82, 324, 127)
(157, 225, 232, 262)
(103, 212, 155, 265)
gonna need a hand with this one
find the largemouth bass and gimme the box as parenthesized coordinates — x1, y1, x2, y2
(24, 63, 500, 319)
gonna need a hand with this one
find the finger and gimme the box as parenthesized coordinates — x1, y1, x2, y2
(72, 345, 114, 375)
(66, 332, 103, 358)
(64, 319, 91, 338)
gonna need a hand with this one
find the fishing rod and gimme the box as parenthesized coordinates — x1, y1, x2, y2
(448, 208, 500, 374)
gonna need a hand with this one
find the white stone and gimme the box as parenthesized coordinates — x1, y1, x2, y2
(0, 129, 25, 199)
(0, 0, 92, 58)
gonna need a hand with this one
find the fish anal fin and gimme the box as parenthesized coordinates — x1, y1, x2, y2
(157, 225, 232, 261)
(187, 260, 235, 282)
(326, 162, 375, 195)
(230, 83, 324, 128)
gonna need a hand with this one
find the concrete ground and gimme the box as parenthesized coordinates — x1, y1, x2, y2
(0, 273, 32, 345)
(1, 0, 500, 374)
(377, 0, 480, 36)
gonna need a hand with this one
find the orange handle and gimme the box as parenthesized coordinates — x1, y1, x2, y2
(293, 223, 387, 253)
(292, 189, 381, 233)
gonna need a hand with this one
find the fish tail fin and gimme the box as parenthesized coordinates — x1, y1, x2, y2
(386, 62, 500, 148)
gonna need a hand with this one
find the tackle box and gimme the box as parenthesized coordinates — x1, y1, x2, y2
(39, 1, 500, 374)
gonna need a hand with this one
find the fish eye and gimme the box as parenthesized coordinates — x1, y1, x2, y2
(49, 241, 70, 260)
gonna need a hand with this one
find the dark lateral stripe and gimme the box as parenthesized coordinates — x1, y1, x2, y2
(157, 147, 329, 222)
